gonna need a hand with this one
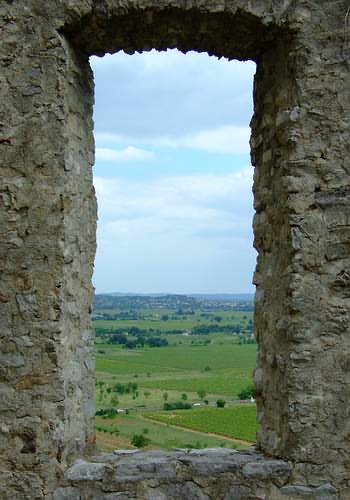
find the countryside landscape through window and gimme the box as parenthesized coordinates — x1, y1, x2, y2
(91, 50, 258, 452)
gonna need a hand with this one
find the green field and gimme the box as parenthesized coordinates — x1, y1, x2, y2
(94, 296, 256, 449)
(147, 405, 257, 442)
(140, 373, 252, 396)
(96, 341, 256, 398)
(94, 310, 252, 333)
(95, 413, 243, 451)
(96, 343, 256, 375)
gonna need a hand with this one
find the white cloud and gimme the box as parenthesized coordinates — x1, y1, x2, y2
(152, 125, 250, 154)
(94, 168, 253, 238)
(96, 146, 154, 162)
(90, 49, 257, 293)
(95, 125, 250, 155)
(91, 50, 255, 138)
(93, 168, 256, 293)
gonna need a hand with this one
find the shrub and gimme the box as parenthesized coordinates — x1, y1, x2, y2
(113, 382, 138, 395)
(131, 433, 150, 448)
(95, 408, 118, 419)
(216, 399, 226, 408)
(163, 401, 192, 411)
(238, 384, 256, 400)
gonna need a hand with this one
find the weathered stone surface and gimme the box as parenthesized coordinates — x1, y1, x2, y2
(64, 450, 293, 498)
(223, 486, 253, 500)
(65, 460, 110, 481)
(113, 455, 178, 483)
(53, 487, 81, 500)
(241, 460, 290, 481)
(141, 481, 211, 500)
(1, 0, 350, 498)
(279, 483, 338, 499)
(92, 494, 130, 500)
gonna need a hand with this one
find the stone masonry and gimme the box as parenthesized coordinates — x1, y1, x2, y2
(1, 1, 350, 498)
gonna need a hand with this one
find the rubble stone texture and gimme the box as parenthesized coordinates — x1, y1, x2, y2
(1, 0, 350, 498)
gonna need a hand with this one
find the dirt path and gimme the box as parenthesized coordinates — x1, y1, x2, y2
(140, 415, 253, 447)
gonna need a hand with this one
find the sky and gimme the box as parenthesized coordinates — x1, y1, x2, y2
(90, 49, 256, 294)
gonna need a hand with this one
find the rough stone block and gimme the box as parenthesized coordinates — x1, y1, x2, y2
(242, 460, 290, 481)
(279, 483, 338, 499)
(65, 460, 109, 481)
(54, 487, 81, 500)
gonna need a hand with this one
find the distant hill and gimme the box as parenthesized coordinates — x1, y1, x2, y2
(189, 293, 254, 301)
(94, 292, 254, 312)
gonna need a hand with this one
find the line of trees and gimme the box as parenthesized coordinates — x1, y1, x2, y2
(108, 333, 169, 349)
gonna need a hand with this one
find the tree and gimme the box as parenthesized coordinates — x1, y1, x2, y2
(108, 333, 127, 345)
(197, 390, 206, 400)
(181, 393, 188, 401)
(238, 385, 256, 400)
(162, 392, 168, 402)
(164, 401, 192, 411)
(110, 396, 119, 406)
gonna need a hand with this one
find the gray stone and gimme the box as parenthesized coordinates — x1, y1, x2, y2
(65, 460, 109, 481)
(54, 487, 81, 500)
(224, 485, 253, 500)
(242, 460, 290, 480)
(92, 494, 130, 500)
(113, 450, 138, 456)
(180, 454, 242, 475)
(114, 455, 177, 482)
(143, 482, 210, 500)
(279, 484, 338, 499)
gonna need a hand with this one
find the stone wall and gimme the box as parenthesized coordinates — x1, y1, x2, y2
(1, 1, 350, 498)
(57, 448, 345, 500)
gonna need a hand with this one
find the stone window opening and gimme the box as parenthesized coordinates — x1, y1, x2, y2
(90, 47, 257, 454)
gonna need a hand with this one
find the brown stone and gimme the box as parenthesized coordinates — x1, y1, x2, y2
(15, 376, 50, 390)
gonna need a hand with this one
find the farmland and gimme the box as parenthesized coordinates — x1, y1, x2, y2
(95, 413, 246, 452)
(147, 405, 257, 442)
(94, 293, 257, 451)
